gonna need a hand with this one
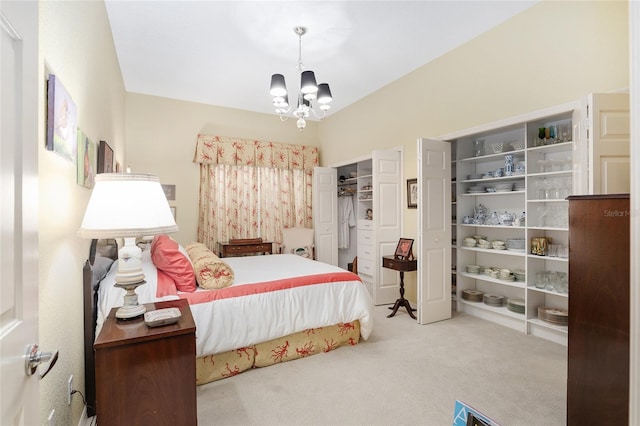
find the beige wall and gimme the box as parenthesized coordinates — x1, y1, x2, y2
(38, 1, 125, 424)
(318, 0, 629, 300)
(125, 94, 319, 245)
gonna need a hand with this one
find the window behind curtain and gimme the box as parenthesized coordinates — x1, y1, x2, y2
(193, 135, 317, 251)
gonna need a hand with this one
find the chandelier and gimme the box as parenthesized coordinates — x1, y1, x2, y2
(269, 26, 333, 131)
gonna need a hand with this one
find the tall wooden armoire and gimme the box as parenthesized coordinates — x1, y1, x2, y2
(567, 194, 630, 425)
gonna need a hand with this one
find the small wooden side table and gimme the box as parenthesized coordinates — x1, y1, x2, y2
(217, 241, 273, 257)
(94, 299, 197, 425)
(382, 255, 418, 319)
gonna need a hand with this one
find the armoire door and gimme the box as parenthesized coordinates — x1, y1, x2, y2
(416, 138, 451, 324)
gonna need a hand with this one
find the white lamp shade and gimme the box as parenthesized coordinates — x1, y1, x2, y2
(79, 173, 178, 239)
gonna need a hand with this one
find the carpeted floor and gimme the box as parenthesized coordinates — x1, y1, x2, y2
(196, 304, 567, 426)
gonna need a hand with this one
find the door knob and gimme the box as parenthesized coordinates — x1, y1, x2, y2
(24, 344, 59, 379)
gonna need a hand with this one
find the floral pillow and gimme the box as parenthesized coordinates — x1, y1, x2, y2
(185, 242, 235, 289)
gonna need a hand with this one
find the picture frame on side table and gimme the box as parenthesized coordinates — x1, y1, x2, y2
(407, 178, 418, 209)
(394, 238, 414, 260)
(97, 140, 113, 173)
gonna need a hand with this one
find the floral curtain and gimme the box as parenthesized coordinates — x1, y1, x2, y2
(193, 134, 318, 251)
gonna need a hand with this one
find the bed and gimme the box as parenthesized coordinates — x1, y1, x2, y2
(83, 237, 373, 416)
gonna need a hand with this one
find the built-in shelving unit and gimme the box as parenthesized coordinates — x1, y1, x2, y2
(447, 106, 578, 346)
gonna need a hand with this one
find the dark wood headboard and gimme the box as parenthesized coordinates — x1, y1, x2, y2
(83, 238, 118, 417)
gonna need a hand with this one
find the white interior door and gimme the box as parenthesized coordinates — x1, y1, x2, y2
(372, 150, 402, 305)
(0, 3, 40, 424)
(417, 139, 451, 324)
(312, 167, 338, 265)
(588, 93, 630, 194)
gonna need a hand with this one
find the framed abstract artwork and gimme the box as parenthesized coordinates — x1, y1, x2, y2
(46, 74, 78, 163)
(76, 129, 96, 188)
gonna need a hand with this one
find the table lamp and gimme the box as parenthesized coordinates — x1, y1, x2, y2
(79, 173, 178, 319)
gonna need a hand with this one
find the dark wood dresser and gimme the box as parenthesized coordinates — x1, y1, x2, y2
(94, 299, 197, 425)
(567, 194, 630, 425)
(217, 240, 273, 257)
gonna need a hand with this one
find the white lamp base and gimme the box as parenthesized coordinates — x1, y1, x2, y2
(114, 280, 147, 319)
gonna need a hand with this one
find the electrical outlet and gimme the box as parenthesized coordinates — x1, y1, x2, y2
(67, 375, 73, 405)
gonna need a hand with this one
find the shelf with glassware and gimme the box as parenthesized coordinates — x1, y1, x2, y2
(451, 108, 575, 345)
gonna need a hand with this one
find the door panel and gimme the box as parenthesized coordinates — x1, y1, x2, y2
(417, 139, 451, 324)
(312, 167, 338, 265)
(1, 2, 39, 424)
(589, 93, 630, 194)
(372, 150, 401, 305)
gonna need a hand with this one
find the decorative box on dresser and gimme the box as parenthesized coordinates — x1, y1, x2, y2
(94, 299, 197, 426)
(567, 194, 630, 425)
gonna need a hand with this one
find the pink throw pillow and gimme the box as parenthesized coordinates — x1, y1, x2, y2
(151, 235, 196, 292)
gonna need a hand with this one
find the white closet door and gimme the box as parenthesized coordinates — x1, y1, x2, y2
(313, 167, 338, 265)
(588, 93, 630, 194)
(372, 150, 402, 305)
(416, 139, 451, 324)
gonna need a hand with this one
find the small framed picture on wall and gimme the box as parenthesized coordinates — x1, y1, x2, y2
(97, 140, 113, 173)
(407, 178, 417, 209)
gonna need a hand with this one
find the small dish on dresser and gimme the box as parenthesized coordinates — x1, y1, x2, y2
(144, 307, 181, 327)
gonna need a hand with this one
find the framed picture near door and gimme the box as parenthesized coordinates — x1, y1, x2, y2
(394, 238, 414, 260)
(407, 178, 418, 209)
(97, 140, 113, 173)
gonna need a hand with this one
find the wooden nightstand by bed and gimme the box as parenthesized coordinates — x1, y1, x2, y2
(94, 299, 197, 426)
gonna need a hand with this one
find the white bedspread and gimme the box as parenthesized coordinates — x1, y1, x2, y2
(96, 253, 373, 356)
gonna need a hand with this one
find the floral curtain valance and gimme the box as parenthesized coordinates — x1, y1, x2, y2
(193, 134, 319, 171)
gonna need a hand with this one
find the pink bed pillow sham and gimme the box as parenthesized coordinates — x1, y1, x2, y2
(151, 235, 197, 292)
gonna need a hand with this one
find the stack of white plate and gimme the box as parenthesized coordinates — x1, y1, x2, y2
(538, 306, 568, 325)
(483, 293, 504, 307)
(466, 264, 481, 274)
(467, 185, 485, 194)
(463, 237, 477, 248)
(506, 238, 526, 252)
(513, 270, 526, 282)
(495, 182, 514, 192)
(492, 240, 506, 250)
(462, 289, 484, 302)
(507, 298, 525, 314)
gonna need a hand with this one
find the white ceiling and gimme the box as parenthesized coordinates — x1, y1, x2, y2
(105, 1, 538, 119)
